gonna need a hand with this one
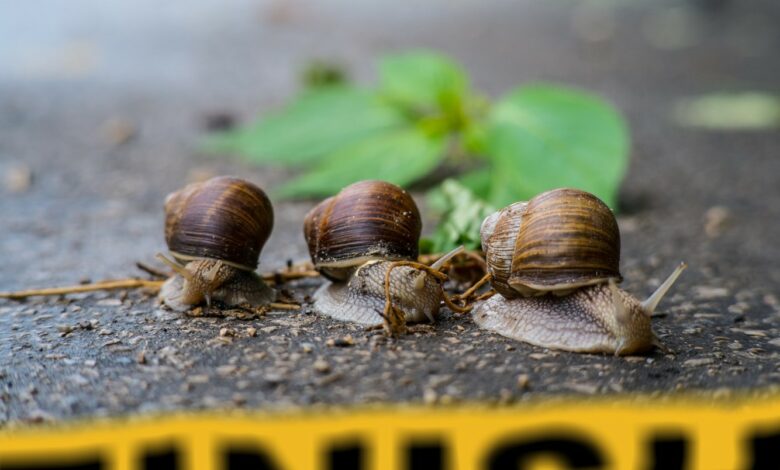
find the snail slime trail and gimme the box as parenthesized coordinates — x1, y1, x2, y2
(305, 180, 465, 332)
(159, 176, 277, 311)
(474, 188, 687, 355)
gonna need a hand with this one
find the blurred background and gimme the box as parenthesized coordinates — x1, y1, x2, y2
(1, 0, 778, 289)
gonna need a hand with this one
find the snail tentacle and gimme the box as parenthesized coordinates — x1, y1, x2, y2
(641, 262, 688, 316)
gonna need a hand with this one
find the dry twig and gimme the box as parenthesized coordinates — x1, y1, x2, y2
(135, 261, 170, 279)
(0, 279, 163, 300)
(452, 272, 492, 304)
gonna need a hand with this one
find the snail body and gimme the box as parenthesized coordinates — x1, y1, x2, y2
(475, 188, 685, 355)
(158, 176, 276, 311)
(313, 260, 444, 326)
(305, 180, 457, 327)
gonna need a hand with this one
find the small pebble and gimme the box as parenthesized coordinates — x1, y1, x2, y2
(704, 206, 731, 237)
(565, 382, 598, 394)
(219, 328, 236, 337)
(102, 117, 136, 145)
(516, 374, 530, 391)
(4, 164, 33, 193)
(693, 286, 729, 299)
(216, 365, 237, 376)
(313, 358, 331, 374)
(498, 389, 515, 404)
(326, 335, 355, 347)
(712, 388, 732, 400)
(684, 358, 715, 367)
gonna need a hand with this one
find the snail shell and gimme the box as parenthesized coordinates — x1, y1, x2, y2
(304, 180, 421, 281)
(480, 201, 527, 298)
(509, 188, 621, 294)
(480, 188, 621, 297)
(313, 260, 444, 326)
(159, 176, 275, 311)
(476, 188, 686, 355)
(165, 176, 273, 270)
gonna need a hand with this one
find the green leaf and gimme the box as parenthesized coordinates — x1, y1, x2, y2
(485, 84, 629, 208)
(202, 86, 406, 166)
(379, 50, 468, 112)
(672, 92, 780, 130)
(276, 128, 446, 198)
(425, 179, 496, 253)
(457, 168, 492, 199)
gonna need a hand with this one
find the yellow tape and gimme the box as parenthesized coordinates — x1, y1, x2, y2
(1, 396, 779, 469)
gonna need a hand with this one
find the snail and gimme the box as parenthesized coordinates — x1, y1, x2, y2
(156, 176, 276, 311)
(304, 180, 466, 329)
(474, 188, 686, 355)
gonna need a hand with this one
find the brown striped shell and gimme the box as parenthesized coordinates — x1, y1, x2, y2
(508, 188, 621, 294)
(304, 180, 421, 281)
(480, 201, 528, 298)
(164, 176, 273, 271)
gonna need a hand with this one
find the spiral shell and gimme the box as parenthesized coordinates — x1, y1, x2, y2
(480, 201, 528, 298)
(304, 180, 421, 281)
(508, 188, 621, 293)
(164, 176, 273, 270)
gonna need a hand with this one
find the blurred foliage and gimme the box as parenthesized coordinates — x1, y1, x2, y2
(204, 50, 629, 252)
(301, 60, 348, 89)
(423, 179, 496, 254)
(673, 92, 780, 130)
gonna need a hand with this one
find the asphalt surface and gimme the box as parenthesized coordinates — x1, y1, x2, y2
(1, 0, 780, 425)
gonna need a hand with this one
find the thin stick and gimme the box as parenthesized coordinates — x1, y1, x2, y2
(135, 261, 170, 279)
(0, 280, 164, 300)
(381, 261, 414, 336)
(0, 251, 485, 302)
(0, 267, 319, 301)
(473, 290, 496, 302)
(268, 302, 301, 311)
(452, 273, 492, 302)
(261, 270, 320, 283)
(443, 293, 471, 313)
(382, 260, 470, 327)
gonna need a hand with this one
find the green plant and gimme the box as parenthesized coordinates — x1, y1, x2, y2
(203, 50, 629, 253)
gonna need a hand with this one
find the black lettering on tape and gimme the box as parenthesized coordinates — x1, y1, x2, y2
(647, 434, 687, 470)
(325, 440, 364, 470)
(0, 456, 103, 470)
(140, 446, 179, 470)
(747, 425, 780, 470)
(221, 444, 280, 470)
(407, 440, 446, 470)
(485, 432, 604, 470)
